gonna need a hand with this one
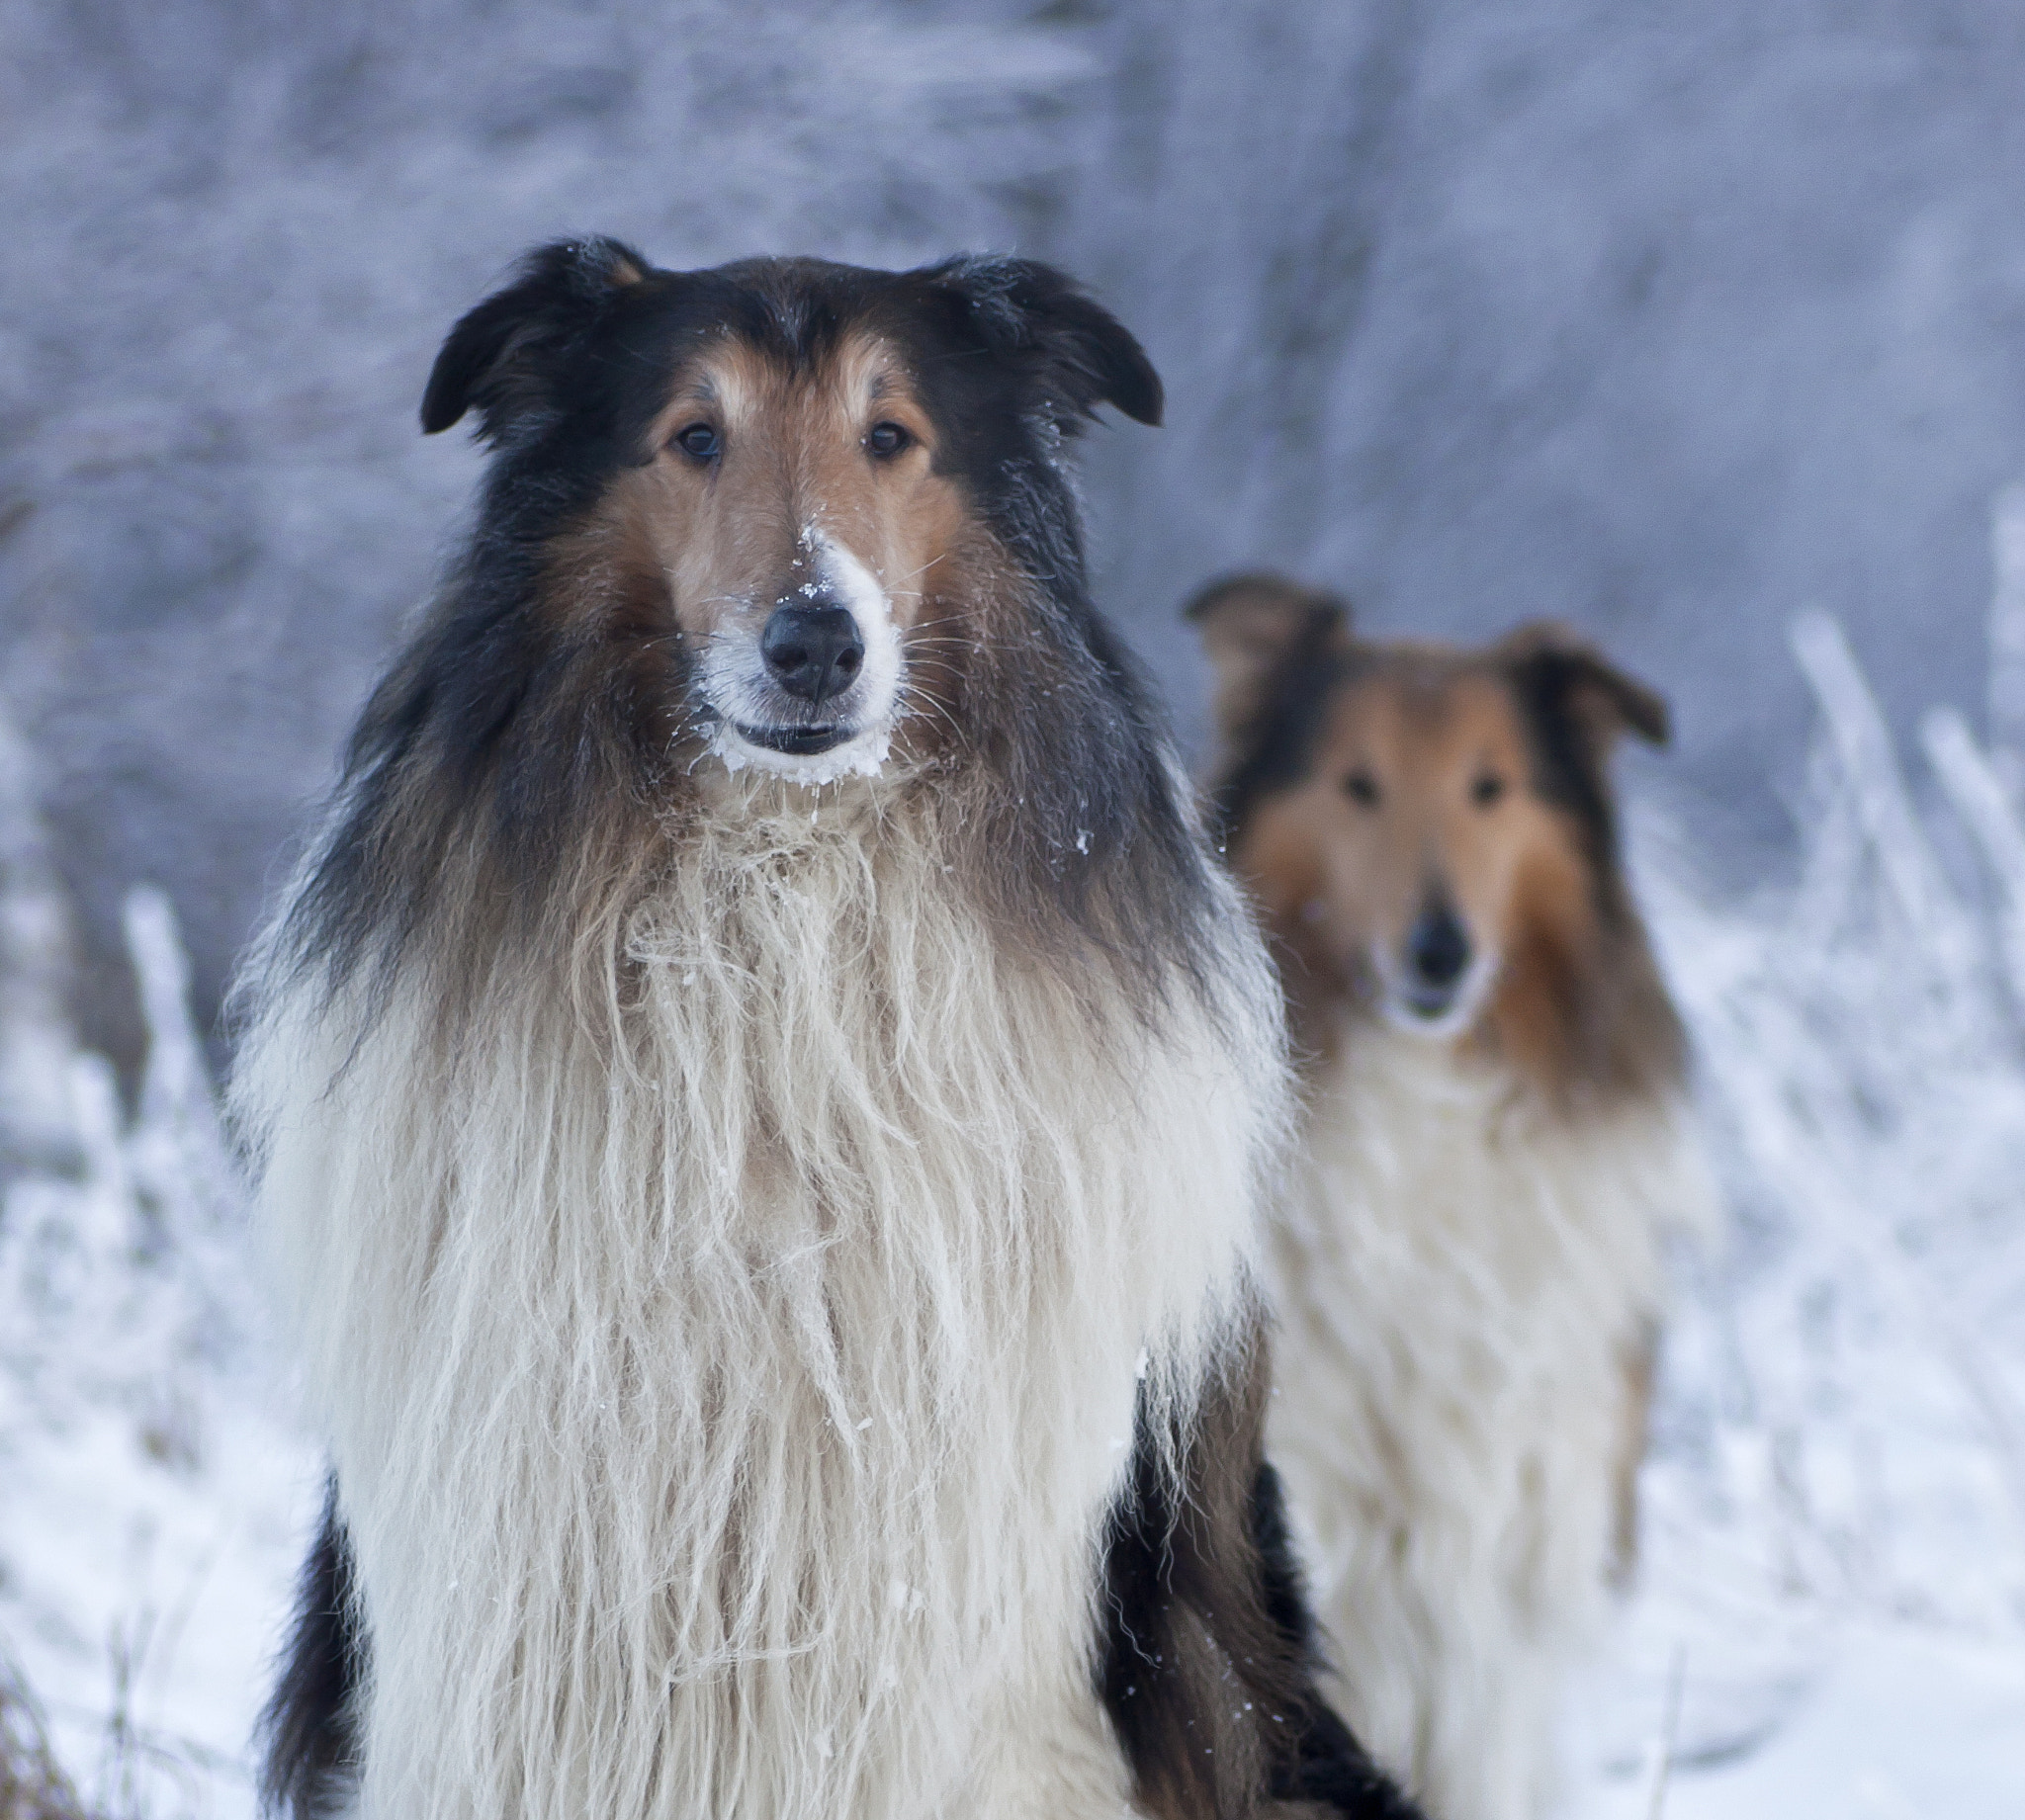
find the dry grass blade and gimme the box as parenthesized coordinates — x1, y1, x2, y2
(0, 1654, 98, 1820)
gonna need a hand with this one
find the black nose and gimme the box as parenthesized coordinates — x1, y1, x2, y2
(1406, 904, 1471, 990)
(760, 603, 865, 708)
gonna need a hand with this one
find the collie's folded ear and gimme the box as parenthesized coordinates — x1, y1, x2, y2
(928, 256, 1164, 429)
(1185, 573, 1351, 747)
(421, 236, 653, 440)
(1499, 620, 1671, 750)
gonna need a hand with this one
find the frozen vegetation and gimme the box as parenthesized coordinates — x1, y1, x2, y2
(3, 2, 2023, 1811)
(0, 769, 312, 1818)
(1571, 605, 2025, 1816)
(1, 587, 2022, 1815)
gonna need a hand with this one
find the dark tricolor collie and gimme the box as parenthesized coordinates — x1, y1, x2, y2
(234, 242, 1419, 1820)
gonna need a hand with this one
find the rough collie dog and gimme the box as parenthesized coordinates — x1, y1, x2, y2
(1188, 577, 1715, 1820)
(232, 244, 1421, 1820)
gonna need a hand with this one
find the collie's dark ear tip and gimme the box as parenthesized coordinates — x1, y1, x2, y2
(418, 374, 466, 435)
(1120, 372, 1163, 427)
(1186, 572, 1296, 624)
(572, 235, 653, 288)
(418, 235, 655, 437)
(1112, 347, 1164, 426)
(931, 253, 1164, 424)
(1501, 620, 1671, 747)
(421, 306, 499, 434)
(517, 233, 654, 295)
(1185, 572, 1352, 635)
(1062, 295, 1163, 425)
(1497, 617, 1577, 658)
(1629, 687, 1672, 746)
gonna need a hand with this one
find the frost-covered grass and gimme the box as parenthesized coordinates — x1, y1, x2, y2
(1, 615, 2022, 1816)
(1576, 613, 2025, 1814)
(0, 730, 314, 1820)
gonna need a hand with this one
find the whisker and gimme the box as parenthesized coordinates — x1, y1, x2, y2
(885, 554, 949, 591)
(898, 684, 965, 746)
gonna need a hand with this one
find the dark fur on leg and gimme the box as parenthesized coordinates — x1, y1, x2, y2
(1099, 1318, 1423, 1819)
(1248, 1463, 1416, 1814)
(259, 1477, 366, 1819)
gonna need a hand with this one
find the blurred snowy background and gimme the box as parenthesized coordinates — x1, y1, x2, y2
(1, 1, 2021, 1814)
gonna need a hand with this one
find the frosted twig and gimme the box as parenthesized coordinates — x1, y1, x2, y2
(1921, 705, 2025, 1011)
(1986, 480, 2025, 768)
(1790, 612, 1961, 952)
(1639, 1644, 1686, 1820)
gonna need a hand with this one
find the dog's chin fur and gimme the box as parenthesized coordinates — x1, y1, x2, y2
(1369, 956, 1497, 1045)
(1265, 1020, 1716, 1820)
(235, 768, 1287, 1820)
(711, 719, 896, 783)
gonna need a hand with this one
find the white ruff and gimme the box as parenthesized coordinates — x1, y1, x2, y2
(235, 775, 1286, 1820)
(1266, 1024, 1715, 1820)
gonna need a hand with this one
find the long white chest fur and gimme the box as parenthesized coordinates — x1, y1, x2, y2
(237, 787, 1285, 1820)
(1266, 1024, 1712, 1820)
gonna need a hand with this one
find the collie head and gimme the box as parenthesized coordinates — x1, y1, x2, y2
(1189, 574, 1686, 1110)
(268, 239, 1227, 1024)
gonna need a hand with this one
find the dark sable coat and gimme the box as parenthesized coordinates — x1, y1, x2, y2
(248, 245, 1419, 1820)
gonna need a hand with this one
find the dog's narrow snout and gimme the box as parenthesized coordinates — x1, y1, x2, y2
(761, 603, 865, 708)
(1407, 904, 1471, 990)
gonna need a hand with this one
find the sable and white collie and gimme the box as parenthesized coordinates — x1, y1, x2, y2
(232, 245, 1422, 1820)
(1189, 577, 1715, 1820)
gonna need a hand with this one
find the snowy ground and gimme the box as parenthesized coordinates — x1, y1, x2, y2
(1, 609, 2021, 1816)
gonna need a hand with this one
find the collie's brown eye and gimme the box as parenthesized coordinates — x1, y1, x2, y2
(1344, 770, 1380, 808)
(865, 421, 912, 459)
(672, 422, 720, 462)
(1471, 773, 1505, 808)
